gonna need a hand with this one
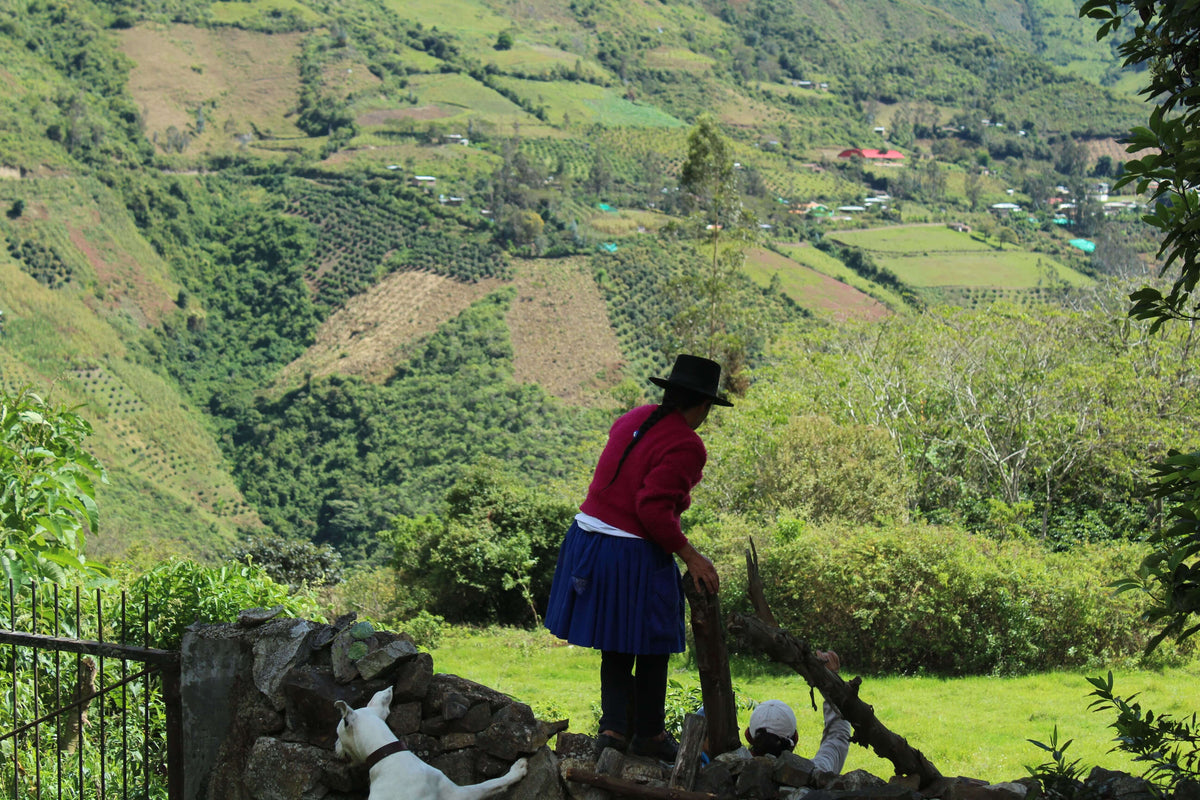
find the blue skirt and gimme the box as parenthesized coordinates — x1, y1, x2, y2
(544, 521, 686, 655)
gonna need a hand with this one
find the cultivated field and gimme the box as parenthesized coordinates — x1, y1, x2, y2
(118, 24, 307, 153)
(275, 270, 506, 386)
(827, 225, 1093, 289)
(506, 257, 624, 405)
(743, 246, 892, 321)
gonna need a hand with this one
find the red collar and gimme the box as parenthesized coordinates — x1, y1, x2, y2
(362, 739, 408, 771)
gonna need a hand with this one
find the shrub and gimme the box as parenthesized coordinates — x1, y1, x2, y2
(744, 521, 1167, 675)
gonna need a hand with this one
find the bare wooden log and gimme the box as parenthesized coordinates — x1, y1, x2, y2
(727, 612, 943, 788)
(682, 572, 740, 756)
(744, 538, 778, 628)
(565, 767, 717, 800)
(669, 713, 707, 791)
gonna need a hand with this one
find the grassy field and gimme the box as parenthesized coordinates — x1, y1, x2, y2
(431, 626, 1200, 785)
(773, 243, 910, 310)
(827, 226, 997, 254)
(876, 251, 1092, 289)
(825, 226, 1093, 290)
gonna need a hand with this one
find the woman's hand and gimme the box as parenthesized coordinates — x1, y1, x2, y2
(676, 543, 719, 594)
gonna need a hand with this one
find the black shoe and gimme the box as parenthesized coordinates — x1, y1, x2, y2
(596, 732, 628, 753)
(630, 732, 678, 763)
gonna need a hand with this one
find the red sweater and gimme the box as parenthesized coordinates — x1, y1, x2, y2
(579, 405, 707, 554)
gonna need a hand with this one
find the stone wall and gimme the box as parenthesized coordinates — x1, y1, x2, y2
(180, 608, 1183, 800)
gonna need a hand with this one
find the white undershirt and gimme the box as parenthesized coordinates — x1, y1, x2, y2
(575, 512, 641, 539)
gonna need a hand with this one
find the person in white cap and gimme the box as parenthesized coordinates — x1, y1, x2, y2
(744, 650, 851, 774)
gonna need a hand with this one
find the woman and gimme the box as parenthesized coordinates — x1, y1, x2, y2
(544, 354, 729, 762)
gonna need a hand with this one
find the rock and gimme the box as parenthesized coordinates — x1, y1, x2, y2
(238, 606, 284, 627)
(478, 702, 542, 760)
(393, 653, 434, 702)
(696, 761, 735, 797)
(385, 701, 422, 737)
(244, 737, 336, 800)
(511, 747, 564, 800)
(429, 749, 475, 785)
(774, 752, 818, 788)
(330, 627, 360, 685)
(356, 639, 420, 681)
(736, 757, 778, 798)
(281, 666, 384, 748)
(827, 770, 889, 791)
(441, 732, 477, 752)
(251, 618, 321, 709)
(554, 731, 595, 761)
(1084, 767, 1156, 800)
(423, 673, 514, 718)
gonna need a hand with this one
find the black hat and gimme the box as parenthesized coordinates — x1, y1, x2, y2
(649, 354, 734, 407)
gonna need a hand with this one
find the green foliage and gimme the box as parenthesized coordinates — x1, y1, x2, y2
(219, 291, 598, 554)
(124, 558, 325, 649)
(1087, 671, 1200, 793)
(231, 533, 343, 589)
(388, 458, 576, 624)
(1113, 449, 1200, 650)
(716, 299, 1200, 546)
(1026, 726, 1089, 800)
(754, 521, 1161, 675)
(702, 413, 913, 526)
(0, 386, 108, 585)
(1083, 0, 1200, 331)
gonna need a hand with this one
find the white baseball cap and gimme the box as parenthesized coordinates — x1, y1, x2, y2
(748, 699, 797, 739)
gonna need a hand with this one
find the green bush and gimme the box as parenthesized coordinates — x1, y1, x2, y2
(745, 521, 1167, 675)
(123, 559, 326, 649)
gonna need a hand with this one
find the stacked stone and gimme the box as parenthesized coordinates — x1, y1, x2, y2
(182, 609, 561, 800)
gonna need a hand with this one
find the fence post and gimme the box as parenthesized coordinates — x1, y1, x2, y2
(163, 655, 185, 800)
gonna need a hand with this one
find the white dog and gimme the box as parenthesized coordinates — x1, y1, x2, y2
(335, 687, 528, 800)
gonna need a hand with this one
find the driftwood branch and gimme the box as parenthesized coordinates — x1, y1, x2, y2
(727, 613, 943, 788)
(669, 713, 707, 791)
(682, 572, 740, 756)
(564, 767, 717, 800)
(745, 539, 778, 628)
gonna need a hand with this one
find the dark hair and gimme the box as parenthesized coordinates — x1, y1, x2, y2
(749, 729, 795, 758)
(603, 386, 711, 489)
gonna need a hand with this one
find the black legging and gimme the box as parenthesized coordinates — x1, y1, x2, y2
(598, 651, 670, 738)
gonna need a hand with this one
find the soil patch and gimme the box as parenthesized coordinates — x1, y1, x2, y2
(276, 270, 505, 386)
(357, 106, 453, 126)
(506, 256, 623, 405)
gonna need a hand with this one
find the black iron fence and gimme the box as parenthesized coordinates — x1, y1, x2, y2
(0, 581, 182, 799)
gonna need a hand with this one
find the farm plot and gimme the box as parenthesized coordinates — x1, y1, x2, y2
(403, 73, 544, 127)
(826, 226, 1093, 290)
(744, 246, 891, 322)
(275, 270, 506, 386)
(876, 251, 1091, 289)
(776, 243, 910, 311)
(118, 25, 307, 152)
(506, 257, 624, 405)
(492, 77, 684, 128)
(828, 225, 995, 254)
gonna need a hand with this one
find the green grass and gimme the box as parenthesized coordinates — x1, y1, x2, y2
(431, 626, 1200, 784)
(876, 250, 1093, 289)
(828, 226, 998, 254)
(774, 243, 910, 310)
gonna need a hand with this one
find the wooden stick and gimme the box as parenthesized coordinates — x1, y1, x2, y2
(682, 572, 740, 756)
(745, 539, 778, 628)
(669, 713, 707, 791)
(564, 767, 717, 800)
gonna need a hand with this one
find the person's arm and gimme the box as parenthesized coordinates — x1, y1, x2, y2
(811, 700, 851, 774)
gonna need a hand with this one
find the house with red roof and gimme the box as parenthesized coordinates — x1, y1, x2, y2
(837, 148, 905, 160)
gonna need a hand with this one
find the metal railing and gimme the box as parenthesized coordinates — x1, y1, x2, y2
(0, 581, 182, 799)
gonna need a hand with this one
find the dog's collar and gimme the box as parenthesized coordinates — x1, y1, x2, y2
(363, 739, 408, 772)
